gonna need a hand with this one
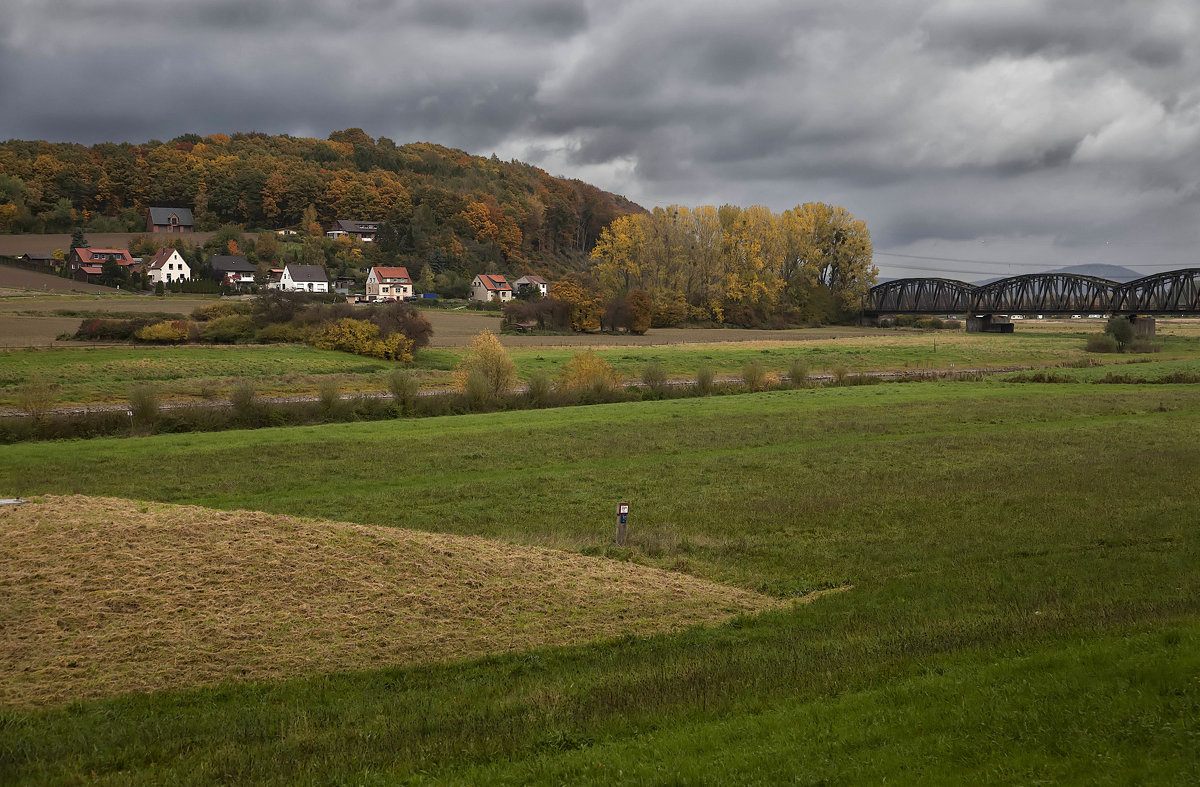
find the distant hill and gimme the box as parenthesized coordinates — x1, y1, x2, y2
(971, 264, 1145, 286)
(1041, 264, 1144, 282)
(0, 130, 644, 279)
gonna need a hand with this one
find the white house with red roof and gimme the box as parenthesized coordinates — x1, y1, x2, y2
(366, 266, 412, 301)
(146, 248, 191, 284)
(471, 273, 512, 302)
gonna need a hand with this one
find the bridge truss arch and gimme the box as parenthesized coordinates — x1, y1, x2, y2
(865, 268, 1200, 316)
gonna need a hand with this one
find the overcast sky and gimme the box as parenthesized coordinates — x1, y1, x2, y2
(4, 0, 1199, 279)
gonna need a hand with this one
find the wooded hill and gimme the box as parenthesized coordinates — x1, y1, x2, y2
(0, 129, 643, 278)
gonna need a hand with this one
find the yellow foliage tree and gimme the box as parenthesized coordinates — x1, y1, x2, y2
(309, 319, 413, 362)
(558, 349, 622, 393)
(453, 331, 517, 397)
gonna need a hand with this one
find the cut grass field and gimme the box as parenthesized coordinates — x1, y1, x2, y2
(1, 381, 1198, 782)
(0, 495, 778, 707)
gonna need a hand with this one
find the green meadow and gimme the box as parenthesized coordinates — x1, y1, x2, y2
(1, 380, 1198, 783)
(5, 317, 1200, 408)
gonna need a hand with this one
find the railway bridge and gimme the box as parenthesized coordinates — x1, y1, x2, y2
(864, 269, 1200, 332)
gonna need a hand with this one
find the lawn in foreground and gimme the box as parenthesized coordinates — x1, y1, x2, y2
(1, 381, 1197, 782)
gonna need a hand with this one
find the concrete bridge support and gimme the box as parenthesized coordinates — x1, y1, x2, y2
(1129, 315, 1156, 337)
(965, 314, 1014, 333)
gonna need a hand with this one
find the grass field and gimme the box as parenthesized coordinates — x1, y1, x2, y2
(1, 381, 1197, 782)
(5, 317, 1200, 409)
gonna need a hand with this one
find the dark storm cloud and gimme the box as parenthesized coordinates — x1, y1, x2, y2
(3, 0, 1199, 275)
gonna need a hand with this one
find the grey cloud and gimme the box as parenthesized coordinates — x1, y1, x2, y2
(3, 0, 1199, 277)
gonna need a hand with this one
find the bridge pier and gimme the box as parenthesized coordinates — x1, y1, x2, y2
(1128, 315, 1156, 337)
(966, 314, 1014, 333)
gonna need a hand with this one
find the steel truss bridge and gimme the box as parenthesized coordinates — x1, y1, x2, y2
(865, 269, 1200, 315)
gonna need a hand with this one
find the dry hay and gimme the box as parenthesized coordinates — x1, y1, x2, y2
(0, 495, 785, 707)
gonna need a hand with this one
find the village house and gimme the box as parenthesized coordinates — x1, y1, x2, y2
(325, 220, 380, 243)
(280, 264, 329, 293)
(365, 266, 412, 301)
(209, 255, 256, 290)
(18, 252, 56, 269)
(145, 248, 191, 284)
(68, 247, 136, 273)
(471, 273, 513, 302)
(146, 207, 194, 233)
(73, 266, 105, 284)
(512, 274, 550, 297)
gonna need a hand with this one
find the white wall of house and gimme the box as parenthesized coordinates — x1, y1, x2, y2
(149, 250, 191, 284)
(281, 267, 329, 293)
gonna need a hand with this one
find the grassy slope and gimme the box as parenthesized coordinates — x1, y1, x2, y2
(1, 382, 1199, 782)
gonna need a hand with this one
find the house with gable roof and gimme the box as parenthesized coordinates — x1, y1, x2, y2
(512, 274, 550, 298)
(471, 273, 513, 303)
(325, 220, 380, 242)
(365, 266, 412, 301)
(209, 255, 257, 290)
(146, 248, 191, 284)
(146, 207, 194, 233)
(68, 247, 136, 273)
(280, 264, 329, 293)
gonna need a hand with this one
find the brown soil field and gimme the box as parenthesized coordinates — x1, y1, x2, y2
(421, 309, 876, 347)
(0, 263, 123, 295)
(0, 316, 81, 347)
(0, 231, 217, 257)
(0, 495, 783, 707)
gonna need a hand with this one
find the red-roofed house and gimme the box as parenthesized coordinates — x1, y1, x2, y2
(68, 247, 135, 273)
(471, 274, 512, 303)
(73, 266, 104, 284)
(366, 266, 412, 301)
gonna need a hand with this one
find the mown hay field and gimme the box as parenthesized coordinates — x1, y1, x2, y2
(1, 381, 1198, 782)
(1, 495, 779, 707)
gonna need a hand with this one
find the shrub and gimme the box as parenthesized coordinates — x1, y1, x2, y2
(1105, 316, 1134, 351)
(309, 318, 414, 362)
(370, 302, 433, 349)
(128, 384, 159, 432)
(230, 379, 260, 423)
(559, 349, 621, 395)
(199, 314, 257, 343)
(742, 359, 767, 392)
(1085, 333, 1119, 353)
(135, 320, 191, 344)
(787, 358, 809, 388)
(387, 369, 420, 414)
(255, 323, 308, 343)
(454, 331, 517, 397)
(74, 318, 147, 341)
(1130, 339, 1162, 354)
(16, 375, 55, 421)
(464, 369, 492, 410)
(318, 380, 341, 420)
(526, 370, 553, 407)
(696, 365, 715, 396)
(831, 365, 850, 385)
(642, 361, 667, 394)
(191, 301, 253, 322)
